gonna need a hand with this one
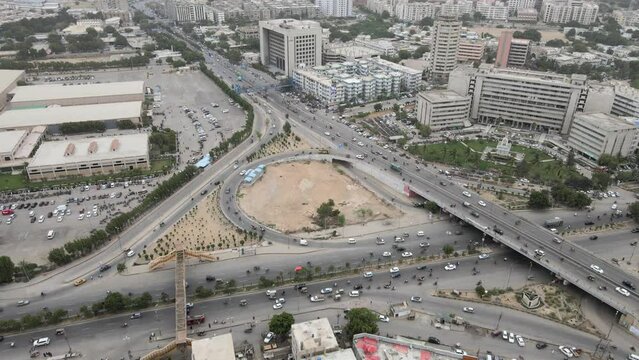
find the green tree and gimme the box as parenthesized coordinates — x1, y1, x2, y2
(566, 149, 575, 167)
(598, 154, 619, 171)
(513, 29, 542, 42)
(475, 284, 486, 298)
(628, 202, 639, 223)
(398, 49, 411, 59)
(591, 172, 611, 191)
(103, 291, 127, 313)
(0, 256, 14, 283)
(419, 17, 434, 27)
(442, 244, 454, 256)
(528, 190, 551, 209)
(316, 199, 342, 228)
(227, 49, 243, 64)
(117, 263, 126, 273)
(283, 121, 291, 134)
(344, 308, 379, 341)
(381, 10, 390, 19)
(412, 45, 429, 59)
(269, 312, 295, 336)
(48, 248, 72, 266)
(374, 103, 383, 112)
(515, 159, 529, 177)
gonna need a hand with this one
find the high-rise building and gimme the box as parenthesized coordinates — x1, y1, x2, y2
(495, 31, 531, 68)
(540, 0, 599, 25)
(449, 65, 589, 134)
(568, 113, 638, 161)
(476, 1, 509, 21)
(259, 19, 323, 77)
(318, 0, 352, 17)
(440, 0, 474, 17)
(507, 0, 536, 12)
(395, 1, 437, 22)
(431, 15, 461, 84)
(417, 90, 471, 131)
(97, 0, 130, 22)
(165, 0, 208, 22)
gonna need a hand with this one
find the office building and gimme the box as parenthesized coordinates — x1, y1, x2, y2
(417, 90, 471, 131)
(0, 69, 25, 111)
(457, 40, 485, 62)
(431, 15, 461, 83)
(259, 19, 323, 77)
(540, 0, 599, 25)
(476, 1, 509, 21)
(8, 81, 145, 108)
(165, 0, 208, 22)
(27, 133, 150, 181)
(568, 113, 638, 161)
(450, 65, 588, 134)
(507, 0, 536, 12)
(495, 31, 531, 68)
(514, 8, 539, 22)
(318, 0, 352, 17)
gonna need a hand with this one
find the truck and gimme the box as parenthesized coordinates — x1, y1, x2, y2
(390, 163, 402, 173)
(544, 217, 564, 228)
(187, 315, 205, 325)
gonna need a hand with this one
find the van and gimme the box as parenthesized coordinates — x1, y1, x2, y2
(628, 354, 639, 360)
(299, 239, 308, 246)
(47, 230, 55, 239)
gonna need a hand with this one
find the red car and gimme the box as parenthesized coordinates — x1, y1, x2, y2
(2, 209, 14, 215)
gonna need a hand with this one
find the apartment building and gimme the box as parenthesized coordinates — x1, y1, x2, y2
(507, 0, 536, 12)
(495, 31, 531, 68)
(568, 113, 638, 161)
(165, 0, 207, 22)
(366, 0, 401, 16)
(611, 85, 639, 118)
(440, 0, 474, 17)
(259, 19, 323, 77)
(370, 57, 422, 91)
(417, 90, 471, 131)
(431, 15, 462, 84)
(318, 0, 352, 17)
(449, 65, 588, 134)
(395, 1, 437, 22)
(457, 40, 485, 62)
(540, 0, 599, 25)
(476, 1, 509, 21)
(514, 8, 539, 22)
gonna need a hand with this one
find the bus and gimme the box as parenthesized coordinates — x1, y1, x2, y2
(390, 163, 401, 173)
(187, 315, 205, 325)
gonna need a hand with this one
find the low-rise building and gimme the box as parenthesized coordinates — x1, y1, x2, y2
(291, 318, 339, 359)
(496, 31, 531, 68)
(8, 81, 144, 108)
(568, 112, 638, 161)
(0, 69, 25, 111)
(191, 333, 235, 360)
(417, 90, 471, 131)
(352, 334, 462, 359)
(27, 133, 150, 181)
(0, 130, 28, 163)
(323, 42, 382, 63)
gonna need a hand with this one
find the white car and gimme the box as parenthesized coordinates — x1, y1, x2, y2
(38, 215, 44, 223)
(462, 307, 474, 313)
(324, 132, 330, 136)
(277, 298, 286, 304)
(29, 210, 35, 217)
(347, 238, 357, 244)
(534, 249, 545, 257)
(355, 154, 364, 160)
(310, 296, 325, 302)
(416, 231, 424, 237)
(357, 142, 364, 147)
(401, 251, 413, 258)
(56, 216, 63, 223)
(376, 238, 385, 245)
(33, 337, 50, 347)
(389, 267, 400, 274)
(86, 212, 92, 218)
(558, 346, 574, 358)
(419, 242, 430, 248)
(462, 191, 472, 198)
(615, 286, 630, 296)
(611, 204, 618, 210)
(78, 214, 84, 220)
(363, 271, 373, 278)
(17, 300, 30, 306)
(263, 332, 275, 344)
(378, 315, 390, 322)
(508, 332, 515, 343)
(410, 296, 422, 303)
(478, 253, 490, 260)
(515, 335, 525, 347)
(444, 263, 457, 271)
(349, 290, 360, 297)
(239, 170, 246, 176)
(126, 250, 135, 257)
(382, 251, 392, 257)
(272, 302, 283, 310)
(590, 264, 604, 274)
(320, 287, 333, 294)
(478, 200, 486, 207)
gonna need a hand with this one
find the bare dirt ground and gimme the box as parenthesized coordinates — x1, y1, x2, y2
(238, 161, 402, 233)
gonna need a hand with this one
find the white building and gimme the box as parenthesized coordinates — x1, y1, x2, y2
(259, 19, 323, 77)
(611, 85, 639, 118)
(8, 81, 145, 108)
(354, 35, 396, 56)
(440, 0, 474, 17)
(431, 15, 461, 83)
(476, 2, 509, 21)
(568, 112, 638, 161)
(0, 69, 25, 111)
(417, 90, 471, 131)
(457, 40, 485, 62)
(507, 0, 536, 12)
(395, 1, 437, 22)
(540, 0, 599, 25)
(291, 318, 339, 359)
(27, 133, 150, 181)
(449, 65, 588, 134)
(317, 0, 352, 17)
(165, 0, 208, 22)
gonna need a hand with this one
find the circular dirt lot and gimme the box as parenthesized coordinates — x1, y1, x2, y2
(238, 161, 401, 233)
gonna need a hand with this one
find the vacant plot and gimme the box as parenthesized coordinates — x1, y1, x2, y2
(238, 161, 402, 233)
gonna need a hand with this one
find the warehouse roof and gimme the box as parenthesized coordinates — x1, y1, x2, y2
(0, 101, 142, 129)
(9, 81, 144, 103)
(0, 70, 25, 93)
(29, 133, 149, 168)
(0, 130, 27, 154)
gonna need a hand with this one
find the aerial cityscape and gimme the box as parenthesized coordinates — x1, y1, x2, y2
(1, 0, 639, 359)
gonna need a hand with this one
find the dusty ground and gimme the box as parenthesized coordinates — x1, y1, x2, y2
(471, 26, 566, 42)
(238, 161, 402, 233)
(248, 131, 311, 162)
(148, 188, 256, 258)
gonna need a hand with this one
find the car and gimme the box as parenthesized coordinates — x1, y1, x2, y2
(310, 296, 325, 302)
(126, 250, 135, 257)
(1, 209, 14, 215)
(462, 307, 474, 313)
(263, 332, 275, 344)
(589, 235, 598, 240)
(536, 342, 548, 349)
(99, 264, 111, 272)
(56, 216, 63, 223)
(558, 346, 574, 358)
(478, 253, 490, 260)
(130, 312, 142, 319)
(382, 251, 392, 257)
(427, 336, 440, 344)
(378, 315, 390, 322)
(615, 286, 630, 296)
(470, 211, 480, 218)
(410, 296, 422, 303)
(239, 170, 246, 176)
(462, 191, 471, 198)
(502, 330, 508, 340)
(401, 251, 413, 258)
(622, 280, 636, 290)
(516, 335, 525, 347)
(320, 287, 333, 294)
(73, 278, 86, 286)
(444, 263, 457, 271)
(394, 236, 404, 243)
(590, 264, 604, 274)
(611, 204, 618, 210)
(273, 302, 283, 310)
(363, 271, 373, 278)
(30, 217, 36, 223)
(418, 241, 430, 248)
(348, 290, 360, 297)
(17, 300, 30, 306)
(508, 332, 515, 343)
(33, 337, 50, 347)
(206, 275, 216, 282)
(632, 227, 639, 233)
(276, 298, 286, 304)
(78, 214, 84, 220)
(454, 348, 467, 355)
(534, 249, 545, 257)
(375, 238, 385, 245)
(553, 237, 562, 244)
(585, 221, 595, 226)
(587, 275, 595, 281)
(347, 238, 357, 244)
(389, 267, 400, 274)
(478, 200, 487, 207)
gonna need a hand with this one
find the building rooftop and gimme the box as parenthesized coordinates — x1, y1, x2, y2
(353, 334, 462, 360)
(260, 18, 321, 30)
(29, 133, 149, 168)
(0, 70, 25, 93)
(9, 81, 144, 104)
(476, 64, 586, 84)
(313, 348, 357, 360)
(325, 43, 382, 58)
(0, 101, 142, 129)
(0, 130, 27, 154)
(291, 318, 339, 358)
(419, 90, 469, 102)
(575, 112, 638, 132)
(191, 333, 235, 360)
